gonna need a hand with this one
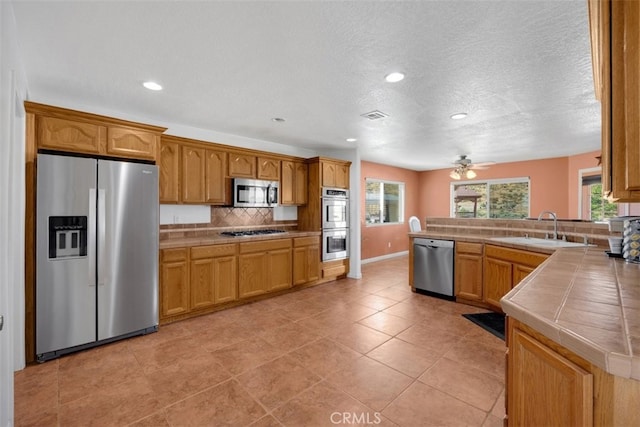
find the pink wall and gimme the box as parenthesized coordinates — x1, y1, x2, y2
(567, 151, 601, 218)
(418, 156, 576, 220)
(360, 151, 637, 260)
(360, 161, 419, 260)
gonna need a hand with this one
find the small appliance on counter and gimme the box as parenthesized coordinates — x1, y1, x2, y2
(623, 219, 640, 264)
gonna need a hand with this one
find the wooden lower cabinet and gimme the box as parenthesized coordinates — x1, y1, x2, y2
(238, 239, 292, 298)
(160, 248, 190, 318)
(160, 244, 237, 321)
(508, 322, 593, 426)
(483, 245, 548, 312)
(454, 242, 484, 303)
(190, 244, 237, 310)
(293, 236, 320, 286)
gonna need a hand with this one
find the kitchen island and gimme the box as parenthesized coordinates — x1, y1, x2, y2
(501, 247, 640, 425)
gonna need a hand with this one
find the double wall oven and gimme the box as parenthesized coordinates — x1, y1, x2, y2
(322, 187, 349, 261)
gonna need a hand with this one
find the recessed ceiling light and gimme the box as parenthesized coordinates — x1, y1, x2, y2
(142, 81, 162, 91)
(450, 113, 467, 120)
(385, 72, 405, 83)
(271, 117, 285, 123)
(346, 138, 357, 142)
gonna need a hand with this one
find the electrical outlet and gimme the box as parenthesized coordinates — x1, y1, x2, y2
(388, 242, 391, 248)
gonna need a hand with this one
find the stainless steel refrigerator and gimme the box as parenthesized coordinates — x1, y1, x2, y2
(36, 153, 159, 361)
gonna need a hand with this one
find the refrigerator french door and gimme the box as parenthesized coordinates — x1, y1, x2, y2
(36, 153, 159, 361)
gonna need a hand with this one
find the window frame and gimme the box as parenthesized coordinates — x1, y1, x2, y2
(450, 177, 531, 219)
(365, 178, 406, 227)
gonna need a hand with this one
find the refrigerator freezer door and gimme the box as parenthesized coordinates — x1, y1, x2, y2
(97, 160, 159, 340)
(36, 154, 97, 355)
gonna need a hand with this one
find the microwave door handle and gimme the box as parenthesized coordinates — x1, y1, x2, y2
(267, 184, 273, 206)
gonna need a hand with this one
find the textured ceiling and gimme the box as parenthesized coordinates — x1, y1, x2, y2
(10, 0, 600, 171)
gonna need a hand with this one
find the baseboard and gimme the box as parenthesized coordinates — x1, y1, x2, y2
(361, 250, 409, 265)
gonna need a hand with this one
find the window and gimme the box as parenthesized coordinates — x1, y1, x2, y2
(580, 174, 618, 221)
(365, 179, 405, 225)
(451, 178, 530, 219)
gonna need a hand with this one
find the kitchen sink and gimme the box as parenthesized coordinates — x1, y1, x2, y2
(489, 236, 593, 248)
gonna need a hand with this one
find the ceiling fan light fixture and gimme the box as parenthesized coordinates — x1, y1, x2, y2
(450, 112, 467, 120)
(384, 72, 405, 83)
(465, 169, 477, 179)
(450, 169, 461, 180)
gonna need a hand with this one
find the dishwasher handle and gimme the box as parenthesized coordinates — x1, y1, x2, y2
(413, 238, 455, 249)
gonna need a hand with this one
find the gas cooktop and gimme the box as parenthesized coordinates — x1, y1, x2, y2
(220, 229, 286, 237)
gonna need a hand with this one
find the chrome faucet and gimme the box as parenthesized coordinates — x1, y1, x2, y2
(538, 210, 558, 240)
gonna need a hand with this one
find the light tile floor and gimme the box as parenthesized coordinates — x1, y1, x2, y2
(14, 255, 506, 426)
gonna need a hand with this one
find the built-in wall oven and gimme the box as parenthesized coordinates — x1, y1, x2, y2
(322, 187, 349, 261)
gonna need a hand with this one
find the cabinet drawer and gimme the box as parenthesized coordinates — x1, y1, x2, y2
(191, 244, 237, 259)
(162, 248, 188, 262)
(485, 244, 548, 267)
(323, 259, 347, 277)
(456, 241, 483, 255)
(294, 236, 319, 247)
(240, 238, 292, 254)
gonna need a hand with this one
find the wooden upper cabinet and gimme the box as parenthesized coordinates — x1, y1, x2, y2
(281, 160, 308, 205)
(159, 140, 180, 203)
(589, 0, 640, 201)
(257, 157, 281, 181)
(181, 145, 206, 203)
(26, 102, 166, 161)
(106, 126, 158, 160)
(205, 149, 227, 204)
(229, 152, 256, 178)
(321, 160, 349, 189)
(37, 116, 104, 154)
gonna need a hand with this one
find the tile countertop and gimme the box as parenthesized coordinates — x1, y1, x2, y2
(501, 247, 640, 381)
(160, 230, 322, 249)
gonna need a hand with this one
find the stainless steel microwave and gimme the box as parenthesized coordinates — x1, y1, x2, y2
(233, 178, 279, 207)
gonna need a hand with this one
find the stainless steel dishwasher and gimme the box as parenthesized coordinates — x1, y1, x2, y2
(413, 238, 455, 300)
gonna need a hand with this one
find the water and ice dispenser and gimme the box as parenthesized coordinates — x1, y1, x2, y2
(48, 216, 88, 259)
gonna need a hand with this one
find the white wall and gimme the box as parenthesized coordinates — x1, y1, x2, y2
(1, 1, 29, 424)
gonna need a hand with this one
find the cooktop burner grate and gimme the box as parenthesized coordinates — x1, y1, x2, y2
(220, 229, 286, 237)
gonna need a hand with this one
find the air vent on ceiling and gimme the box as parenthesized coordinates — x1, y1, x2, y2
(361, 110, 389, 120)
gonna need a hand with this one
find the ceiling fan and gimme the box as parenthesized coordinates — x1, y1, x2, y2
(450, 155, 494, 180)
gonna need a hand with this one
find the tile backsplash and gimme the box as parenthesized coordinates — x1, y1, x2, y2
(423, 217, 612, 247)
(160, 206, 297, 240)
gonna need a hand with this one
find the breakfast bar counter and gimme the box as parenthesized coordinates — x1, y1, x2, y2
(501, 247, 640, 380)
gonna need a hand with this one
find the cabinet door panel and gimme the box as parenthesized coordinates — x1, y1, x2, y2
(159, 141, 180, 203)
(336, 164, 349, 189)
(181, 146, 206, 203)
(268, 248, 292, 291)
(281, 161, 295, 205)
(190, 258, 215, 310)
(456, 253, 483, 301)
(293, 247, 308, 286)
(205, 149, 227, 204)
(107, 126, 158, 160)
(483, 257, 512, 311)
(509, 327, 593, 426)
(161, 260, 189, 318)
(295, 162, 308, 204)
(258, 157, 280, 181)
(229, 153, 256, 178)
(307, 244, 320, 282)
(322, 162, 337, 188)
(214, 255, 237, 304)
(37, 116, 104, 154)
(238, 252, 268, 298)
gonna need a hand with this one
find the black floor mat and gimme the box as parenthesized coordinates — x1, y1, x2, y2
(462, 312, 505, 341)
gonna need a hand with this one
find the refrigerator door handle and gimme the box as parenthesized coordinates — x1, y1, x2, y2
(88, 188, 97, 287)
(98, 189, 107, 287)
